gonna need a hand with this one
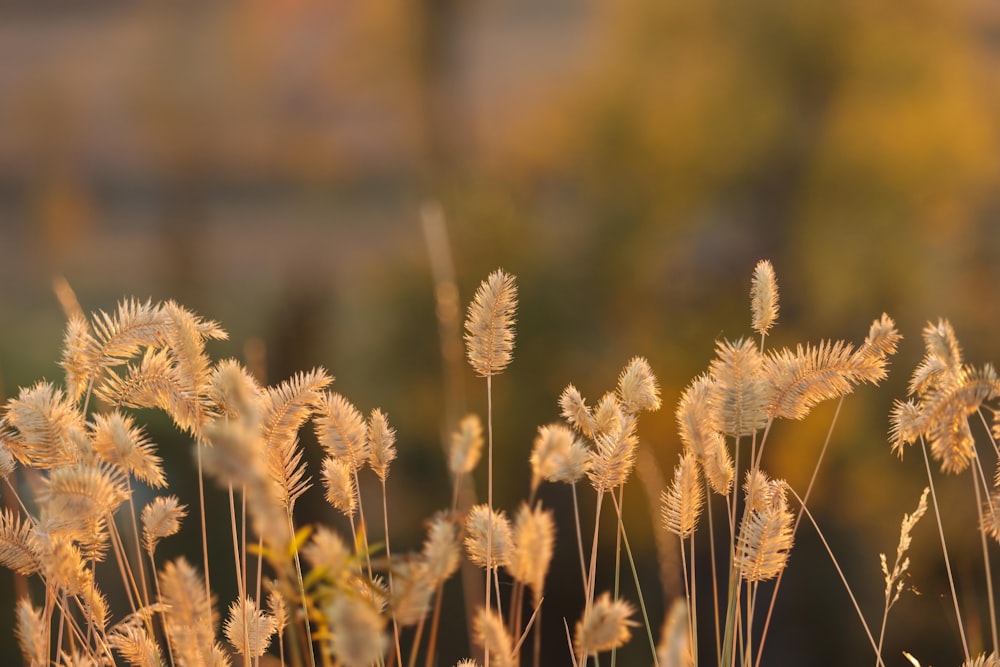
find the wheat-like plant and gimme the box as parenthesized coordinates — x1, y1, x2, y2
(2, 260, 997, 667)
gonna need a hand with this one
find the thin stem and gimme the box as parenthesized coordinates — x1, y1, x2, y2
(106, 517, 141, 614)
(920, 437, 970, 663)
(786, 485, 886, 667)
(125, 481, 151, 610)
(611, 485, 624, 667)
(228, 484, 245, 598)
(146, 548, 178, 667)
(706, 482, 722, 662)
(424, 581, 448, 667)
(533, 605, 544, 667)
(196, 443, 212, 615)
(564, 617, 580, 667)
(486, 372, 494, 667)
(690, 531, 699, 667)
(755, 396, 844, 667)
(972, 457, 999, 655)
(586, 491, 605, 611)
(976, 410, 1000, 652)
(285, 510, 317, 667)
(382, 479, 403, 667)
(513, 596, 544, 656)
(609, 490, 659, 667)
(409, 611, 429, 667)
(572, 482, 589, 597)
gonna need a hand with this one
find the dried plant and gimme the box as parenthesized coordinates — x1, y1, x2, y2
(0, 261, 992, 667)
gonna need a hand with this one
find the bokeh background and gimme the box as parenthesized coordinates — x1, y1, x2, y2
(2, 1, 1000, 665)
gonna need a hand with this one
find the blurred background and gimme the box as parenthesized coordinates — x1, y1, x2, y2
(2, 0, 1000, 665)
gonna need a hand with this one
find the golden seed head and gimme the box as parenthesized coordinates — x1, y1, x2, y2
(618, 356, 661, 414)
(661, 452, 703, 539)
(464, 504, 512, 570)
(321, 456, 357, 517)
(507, 502, 555, 600)
(449, 414, 484, 476)
(141, 495, 187, 555)
(367, 408, 397, 482)
(224, 596, 277, 658)
(464, 269, 517, 378)
(474, 608, 515, 667)
(324, 595, 387, 667)
(750, 259, 779, 336)
(575, 592, 638, 656)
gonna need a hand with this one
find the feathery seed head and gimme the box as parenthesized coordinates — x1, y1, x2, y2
(962, 653, 1000, 667)
(141, 495, 187, 555)
(560, 384, 596, 439)
(984, 490, 1000, 544)
(302, 526, 351, 579)
(267, 589, 288, 634)
(657, 597, 694, 667)
(930, 416, 977, 474)
(209, 359, 263, 420)
(735, 478, 794, 582)
(89, 298, 172, 370)
(742, 468, 773, 515)
(618, 356, 661, 414)
(324, 595, 387, 667)
(889, 399, 922, 458)
(61, 314, 97, 402)
(321, 456, 357, 517)
(751, 259, 779, 337)
(15, 598, 47, 666)
(108, 623, 163, 667)
(367, 408, 397, 482)
(575, 592, 638, 656)
(884, 488, 928, 608)
(0, 509, 40, 576)
(6, 381, 86, 469)
(261, 367, 331, 447)
(464, 504, 512, 570)
(676, 375, 716, 457)
(391, 558, 435, 626)
(592, 392, 624, 440)
(41, 463, 129, 534)
(422, 512, 461, 585)
(507, 502, 555, 600)
(464, 269, 517, 378)
(224, 596, 277, 658)
(700, 431, 734, 496)
(158, 558, 218, 667)
(530, 423, 576, 489)
(924, 319, 962, 372)
(661, 452, 703, 539)
(449, 414, 484, 476)
(862, 313, 902, 361)
(456, 661, 481, 667)
(474, 608, 515, 667)
(0, 438, 15, 479)
(90, 411, 166, 488)
(586, 428, 638, 494)
(314, 392, 369, 469)
(202, 417, 266, 488)
(708, 339, 769, 436)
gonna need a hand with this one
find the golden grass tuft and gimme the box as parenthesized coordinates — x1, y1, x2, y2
(464, 269, 518, 378)
(575, 591, 638, 657)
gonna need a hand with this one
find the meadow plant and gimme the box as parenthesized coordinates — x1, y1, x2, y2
(0, 262, 999, 667)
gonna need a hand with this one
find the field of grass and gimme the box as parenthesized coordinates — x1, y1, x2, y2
(0, 257, 998, 667)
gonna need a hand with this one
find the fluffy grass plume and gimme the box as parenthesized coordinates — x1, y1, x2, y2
(575, 591, 638, 656)
(750, 259, 778, 338)
(464, 269, 517, 378)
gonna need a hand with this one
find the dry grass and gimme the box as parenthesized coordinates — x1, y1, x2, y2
(1, 260, 999, 667)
